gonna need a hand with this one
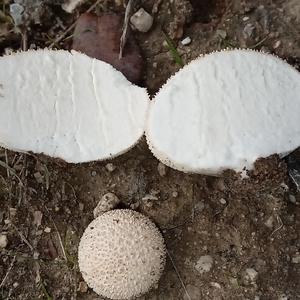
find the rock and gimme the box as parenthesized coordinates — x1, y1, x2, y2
(0, 234, 8, 248)
(72, 13, 144, 85)
(195, 255, 213, 274)
(130, 8, 153, 33)
(292, 254, 300, 264)
(243, 268, 258, 285)
(34, 172, 43, 184)
(78, 281, 88, 293)
(181, 37, 191, 45)
(10, 3, 24, 26)
(93, 192, 120, 218)
(157, 162, 167, 177)
(44, 227, 51, 233)
(105, 163, 116, 172)
(62, 0, 87, 13)
(91, 170, 97, 177)
(219, 198, 226, 205)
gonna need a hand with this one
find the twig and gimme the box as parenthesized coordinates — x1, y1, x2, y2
(45, 207, 68, 261)
(0, 255, 16, 288)
(119, 0, 135, 59)
(12, 224, 33, 251)
(49, 0, 102, 48)
(0, 159, 23, 186)
(270, 215, 283, 237)
(166, 249, 191, 300)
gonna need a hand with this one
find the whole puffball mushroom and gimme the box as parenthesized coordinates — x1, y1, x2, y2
(78, 209, 166, 300)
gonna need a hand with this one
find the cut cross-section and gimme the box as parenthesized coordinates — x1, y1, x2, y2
(0, 50, 149, 163)
(146, 49, 300, 175)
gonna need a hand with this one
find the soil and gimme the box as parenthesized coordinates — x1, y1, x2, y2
(0, 0, 300, 300)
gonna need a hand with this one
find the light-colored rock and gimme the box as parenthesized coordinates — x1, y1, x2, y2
(245, 268, 258, 282)
(130, 8, 153, 32)
(93, 193, 120, 218)
(0, 234, 8, 248)
(105, 163, 116, 172)
(195, 255, 213, 274)
(157, 162, 167, 177)
(181, 37, 191, 46)
(292, 254, 300, 264)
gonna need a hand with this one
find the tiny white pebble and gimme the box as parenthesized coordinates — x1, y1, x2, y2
(181, 37, 191, 46)
(91, 170, 97, 177)
(44, 227, 51, 233)
(219, 198, 226, 205)
(243, 16, 250, 21)
(0, 234, 8, 248)
(105, 163, 116, 172)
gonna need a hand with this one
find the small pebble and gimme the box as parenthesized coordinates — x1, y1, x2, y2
(13, 282, 19, 288)
(195, 255, 213, 274)
(9, 208, 17, 218)
(94, 193, 120, 218)
(34, 172, 43, 184)
(78, 281, 88, 293)
(289, 195, 296, 204)
(181, 37, 191, 46)
(172, 191, 178, 198)
(91, 170, 97, 177)
(245, 268, 258, 282)
(33, 251, 39, 260)
(157, 162, 167, 177)
(44, 227, 51, 233)
(0, 234, 8, 248)
(273, 40, 281, 49)
(105, 163, 116, 172)
(219, 198, 226, 205)
(292, 254, 300, 264)
(130, 8, 153, 33)
(243, 16, 250, 21)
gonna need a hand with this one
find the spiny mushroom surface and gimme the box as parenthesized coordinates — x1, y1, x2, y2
(0, 50, 149, 163)
(146, 49, 300, 175)
(78, 209, 166, 300)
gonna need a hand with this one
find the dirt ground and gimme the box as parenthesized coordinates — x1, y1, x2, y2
(0, 0, 300, 299)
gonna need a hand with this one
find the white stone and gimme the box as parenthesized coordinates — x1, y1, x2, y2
(292, 254, 300, 264)
(105, 163, 116, 172)
(0, 234, 8, 248)
(245, 268, 258, 282)
(181, 37, 192, 46)
(130, 8, 153, 33)
(195, 255, 213, 274)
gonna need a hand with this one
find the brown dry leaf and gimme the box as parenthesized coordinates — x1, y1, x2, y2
(72, 13, 144, 85)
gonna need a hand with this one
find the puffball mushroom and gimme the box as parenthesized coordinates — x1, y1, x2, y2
(0, 50, 149, 163)
(146, 49, 300, 175)
(78, 209, 166, 300)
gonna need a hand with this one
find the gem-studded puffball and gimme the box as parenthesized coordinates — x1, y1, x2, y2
(78, 209, 166, 300)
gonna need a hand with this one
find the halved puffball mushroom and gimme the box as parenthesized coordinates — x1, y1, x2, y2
(146, 49, 300, 175)
(78, 209, 166, 300)
(0, 50, 149, 163)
